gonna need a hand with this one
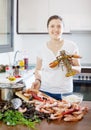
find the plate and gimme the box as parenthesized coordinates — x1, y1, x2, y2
(62, 93, 83, 104)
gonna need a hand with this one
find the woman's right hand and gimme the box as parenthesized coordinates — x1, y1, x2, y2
(31, 79, 41, 90)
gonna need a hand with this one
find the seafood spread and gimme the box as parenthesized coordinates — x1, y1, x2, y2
(49, 50, 81, 77)
(15, 89, 88, 122)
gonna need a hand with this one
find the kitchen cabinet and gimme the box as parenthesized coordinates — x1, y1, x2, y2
(49, 0, 91, 31)
(17, 0, 49, 33)
(17, 0, 91, 34)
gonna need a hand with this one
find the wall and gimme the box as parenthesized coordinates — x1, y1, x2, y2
(0, 0, 91, 66)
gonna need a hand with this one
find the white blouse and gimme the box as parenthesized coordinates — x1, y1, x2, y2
(37, 40, 79, 94)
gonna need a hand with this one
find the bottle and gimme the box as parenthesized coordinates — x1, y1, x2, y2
(24, 58, 29, 70)
(23, 51, 29, 70)
(5, 66, 10, 78)
(18, 60, 25, 70)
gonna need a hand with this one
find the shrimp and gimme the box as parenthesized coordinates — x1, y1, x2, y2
(64, 113, 84, 121)
(50, 113, 63, 120)
(18, 107, 27, 113)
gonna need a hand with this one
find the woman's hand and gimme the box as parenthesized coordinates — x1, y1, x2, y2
(31, 79, 41, 90)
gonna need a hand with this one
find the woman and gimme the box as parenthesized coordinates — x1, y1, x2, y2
(31, 15, 81, 100)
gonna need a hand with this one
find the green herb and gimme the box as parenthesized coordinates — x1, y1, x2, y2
(0, 110, 40, 129)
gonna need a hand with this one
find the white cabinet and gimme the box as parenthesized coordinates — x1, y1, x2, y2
(49, 0, 91, 31)
(17, 0, 49, 33)
(17, 0, 91, 33)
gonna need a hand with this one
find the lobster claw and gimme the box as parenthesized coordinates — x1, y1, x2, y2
(49, 60, 60, 68)
(72, 55, 82, 58)
(65, 70, 76, 77)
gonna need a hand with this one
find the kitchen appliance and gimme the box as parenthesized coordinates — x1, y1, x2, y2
(0, 83, 24, 101)
(73, 67, 91, 101)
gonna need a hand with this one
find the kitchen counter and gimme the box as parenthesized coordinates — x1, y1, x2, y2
(0, 68, 35, 83)
(0, 101, 91, 130)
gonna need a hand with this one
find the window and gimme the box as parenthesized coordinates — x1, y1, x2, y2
(0, 0, 13, 53)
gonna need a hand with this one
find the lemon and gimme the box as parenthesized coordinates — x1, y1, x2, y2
(8, 76, 16, 81)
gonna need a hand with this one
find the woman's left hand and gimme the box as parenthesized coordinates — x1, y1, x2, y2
(31, 80, 41, 90)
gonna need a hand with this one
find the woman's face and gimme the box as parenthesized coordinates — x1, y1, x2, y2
(47, 19, 63, 40)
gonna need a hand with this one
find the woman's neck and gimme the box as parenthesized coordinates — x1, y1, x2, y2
(47, 39, 64, 55)
(49, 38, 64, 46)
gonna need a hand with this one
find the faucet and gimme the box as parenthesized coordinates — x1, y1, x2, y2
(13, 50, 20, 65)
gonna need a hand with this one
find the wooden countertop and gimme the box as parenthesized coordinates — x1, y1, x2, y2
(0, 101, 91, 130)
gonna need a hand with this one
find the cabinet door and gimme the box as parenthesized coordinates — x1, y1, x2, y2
(49, 0, 91, 31)
(17, 0, 91, 34)
(17, 0, 49, 33)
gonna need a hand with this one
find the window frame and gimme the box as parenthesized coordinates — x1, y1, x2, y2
(0, 0, 14, 53)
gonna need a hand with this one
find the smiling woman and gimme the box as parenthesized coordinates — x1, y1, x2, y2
(0, 0, 14, 53)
